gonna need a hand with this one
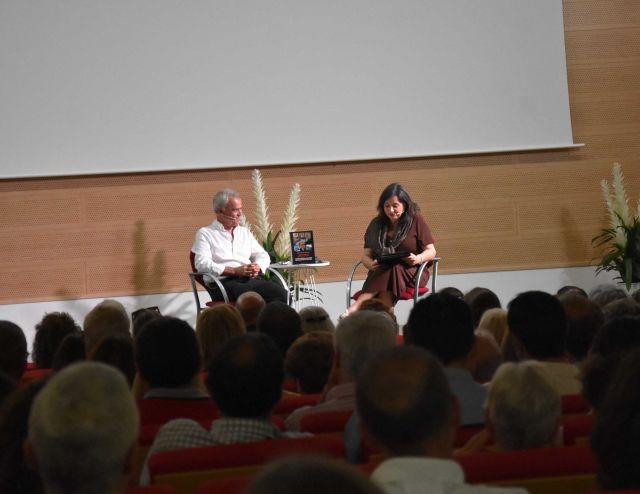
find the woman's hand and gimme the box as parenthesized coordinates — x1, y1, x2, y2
(368, 259, 380, 271)
(405, 253, 423, 266)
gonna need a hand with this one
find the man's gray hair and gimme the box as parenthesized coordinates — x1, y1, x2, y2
(28, 362, 139, 494)
(335, 311, 397, 380)
(488, 361, 560, 450)
(213, 188, 240, 212)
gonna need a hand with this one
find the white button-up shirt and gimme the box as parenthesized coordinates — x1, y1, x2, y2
(191, 220, 270, 285)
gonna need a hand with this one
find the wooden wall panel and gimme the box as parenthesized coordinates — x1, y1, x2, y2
(1, 0, 639, 304)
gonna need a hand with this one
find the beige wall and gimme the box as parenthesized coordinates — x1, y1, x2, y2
(1, 0, 639, 305)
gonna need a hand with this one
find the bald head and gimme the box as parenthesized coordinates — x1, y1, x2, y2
(357, 346, 453, 457)
(236, 291, 266, 328)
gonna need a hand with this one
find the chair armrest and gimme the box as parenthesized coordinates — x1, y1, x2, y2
(265, 266, 291, 305)
(346, 260, 365, 309)
(188, 272, 230, 304)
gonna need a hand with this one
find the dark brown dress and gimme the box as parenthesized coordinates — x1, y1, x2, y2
(361, 213, 435, 300)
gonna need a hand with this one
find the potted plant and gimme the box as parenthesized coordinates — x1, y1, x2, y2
(592, 163, 640, 291)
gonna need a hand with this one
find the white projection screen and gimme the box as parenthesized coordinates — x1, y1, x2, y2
(0, 0, 578, 179)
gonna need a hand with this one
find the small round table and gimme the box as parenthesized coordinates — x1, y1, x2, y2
(270, 260, 331, 309)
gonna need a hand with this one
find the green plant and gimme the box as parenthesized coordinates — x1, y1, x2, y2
(592, 163, 640, 290)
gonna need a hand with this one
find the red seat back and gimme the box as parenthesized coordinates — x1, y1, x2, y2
(190, 251, 207, 289)
(138, 398, 218, 426)
(561, 394, 590, 414)
(562, 414, 594, 446)
(148, 435, 346, 482)
(458, 445, 597, 483)
(196, 476, 254, 494)
(20, 367, 53, 386)
(299, 409, 353, 434)
(272, 393, 321, 415)
(127, 486, 177, 494)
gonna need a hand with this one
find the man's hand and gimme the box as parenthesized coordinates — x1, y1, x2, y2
(233, 263, 260, 278)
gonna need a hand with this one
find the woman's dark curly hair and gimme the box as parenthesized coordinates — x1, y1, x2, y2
(32, 312, 81, 369)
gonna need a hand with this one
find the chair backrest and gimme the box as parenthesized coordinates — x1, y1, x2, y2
(561, 393, 590, 415)
(20, 367, 53, 386)
(562, 414, 594, 446)
(458, 445, 597, 483)
(196, 475, 254, 494)
(190, 251, 207, 289)
(138, 397, 219, 427)
(272, 393, 321, 416)
(298, 409, 353, 434)
(149, 435, 346, 493)
(127, 485, 177, 494)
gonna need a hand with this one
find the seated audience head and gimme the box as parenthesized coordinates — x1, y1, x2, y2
(506, 291, 567, 360)
(196, 304, 246, 366)
(206, 333, 283, 419)
(334, 311, 397, 382)
(0, 379, 47, 494)
(633, 287, 640, 305)
(0, 371, 16, 406)
(469, 329, 503, 383)
(247, 456, 385, 494)
(404, 293, 475, 366)
(581, 315, 640, 411)
(235, 291, 266, 331)
(256, 301, 303, 356)
(33, 312, 81, 369)
(26, 362, 138, 494)
(135, 316, 200, 389)
(557, 285, 588, 298)
(602, 297, 640, 321)
(557, 292, 604, 362)
(83, 299, 130, 354)
(299, 306, 335, 334)
(592, 347, 640, 490)
(358, 298, 398, 329)
(477, 307, 509, 347)
(463, 287, 501, 329)
(589, 283, 629, 308)
(284, 331, 334, 393)
(0, 321, 28, 380)
(357, 346, 454, 457)
(88, 333, 136, 386)
(487, 361, 561, 450)
(438, 286, 464, 299)
(51, 333, 86, 372)
(131, 307, 162, 340)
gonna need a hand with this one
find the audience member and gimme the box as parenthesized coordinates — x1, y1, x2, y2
(469, 329, 503, 383)
(462, 361, 560, 453)
(0, 379, 46, 494)
(235, 291, 266, 332)
(438, 286, 464, 299)
(506, 291, 580, 395)
(602, 297, 640, 321)
(285, 311, 396, 431)
(284, 331, 334, 394)
(32, 312, 81, 369)
(299, 306, 336, 334)
(142, 333, 302, 484)
(592, 347, 640, 490)
(358, 346, 525, 494)
(135, 316, 206, 400)
(0, 321, 28, 380)
(25, 362, 138, 494)
(557, 292, 604, 364)
(632, 287, 640, 305)
(476, 308, 509, 347)
(83, 299, 131, 354)
(131, 307, 162, 340)
(358, 298, 398, 330)
(0, 371, 15, 406)
(556, 285, 588, 298)
(247, 457, 385, 494)
(464, 287, 502, 329)
(580, 315, 640, 411)
(51, 333, 85, 372)
(405, 294, 486, 425)
(88, 333, 136, 386)
(196, 304, 246, 366)
(589, 283, 628, 308)
(257, 301, 303, 356)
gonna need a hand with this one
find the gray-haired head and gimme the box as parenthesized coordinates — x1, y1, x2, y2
(28, 361, 138, 494)
(335, 311, 396, 380)
(213, 188, 241, 212)
(487, 360, 560, 450)
(589, 283, 629, 309)
(299, 306, 335, 334)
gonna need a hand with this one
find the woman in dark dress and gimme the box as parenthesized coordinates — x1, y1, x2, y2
(348, 183, 436, 314)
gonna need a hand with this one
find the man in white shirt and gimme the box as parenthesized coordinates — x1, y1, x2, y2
(358, 346, 525, 494)
(192, 189, 288, 304)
